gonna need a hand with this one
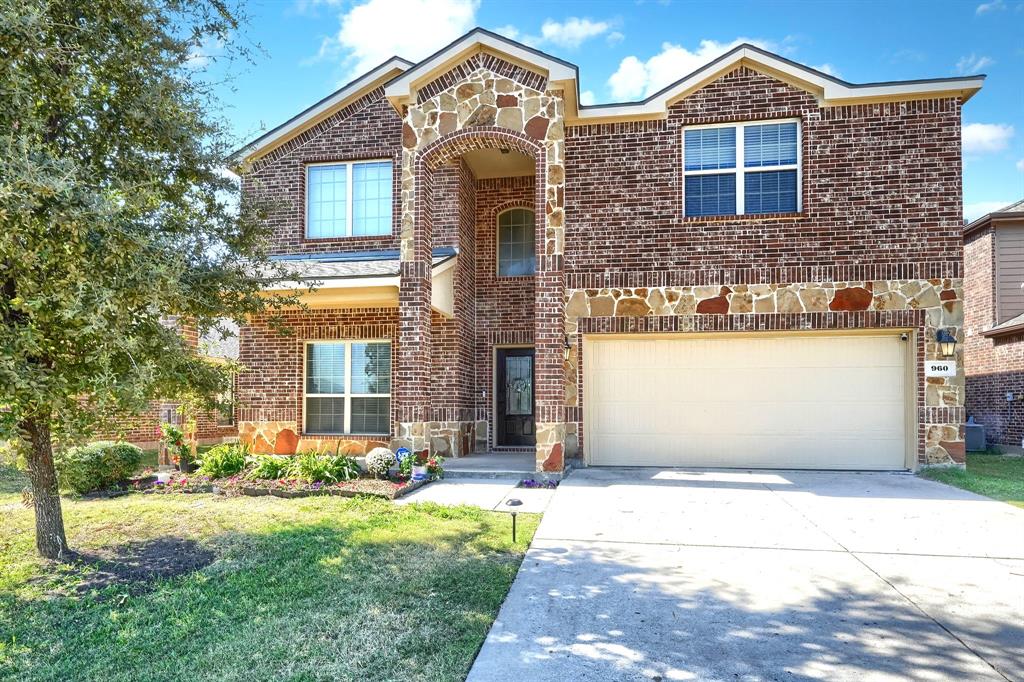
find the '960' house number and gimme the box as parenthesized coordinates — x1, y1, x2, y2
(924, 361, 956, 378)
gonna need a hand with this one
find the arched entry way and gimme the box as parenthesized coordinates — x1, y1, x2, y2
(395, 124, 566, 471)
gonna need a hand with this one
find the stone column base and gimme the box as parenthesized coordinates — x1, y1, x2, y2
(395, 421, 476, 458)
(535, 422, 566, 472)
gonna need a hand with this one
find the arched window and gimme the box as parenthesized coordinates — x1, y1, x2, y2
(497, 208, 536, 277)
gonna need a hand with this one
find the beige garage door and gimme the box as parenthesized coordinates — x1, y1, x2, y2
(585, 334, 908, 470)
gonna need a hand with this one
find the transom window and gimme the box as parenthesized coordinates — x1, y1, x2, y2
(497, 208, 536, 277)
(304, 341, 391, 435)
(306, 160, 392, 239)
(683, 120, 800, 217)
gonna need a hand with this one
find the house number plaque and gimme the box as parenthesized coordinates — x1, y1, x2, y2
(924, 361, 956, 377)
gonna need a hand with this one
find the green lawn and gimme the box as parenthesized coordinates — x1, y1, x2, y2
(0, 465, 538, 681)
(920, 452, 1024, 509)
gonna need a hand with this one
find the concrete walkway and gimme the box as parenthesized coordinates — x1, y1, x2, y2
(469, 468, 1024, 681)
(395, 478, 555, 513)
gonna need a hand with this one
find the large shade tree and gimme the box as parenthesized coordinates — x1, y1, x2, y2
(0, 0, 295, 558)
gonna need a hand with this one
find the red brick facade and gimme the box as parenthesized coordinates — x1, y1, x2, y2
(235, 46, 969, 471)
(964, 225, 1024, 448)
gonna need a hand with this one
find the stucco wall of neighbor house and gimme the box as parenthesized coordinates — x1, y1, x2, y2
(564, 66, 965, 466)
(237, 58, 967, 470)
(964, 226, 1024, 447)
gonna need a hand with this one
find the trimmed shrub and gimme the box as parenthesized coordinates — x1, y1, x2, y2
(196, 443, 247, 479)
(54, 441, 143, 494)
(365, 447, 395, 478)
(246, 454, 290, 480)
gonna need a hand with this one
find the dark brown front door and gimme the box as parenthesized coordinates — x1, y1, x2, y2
(496, 348, 535, 447)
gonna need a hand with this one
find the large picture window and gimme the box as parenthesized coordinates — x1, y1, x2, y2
(304, 341, 391, 435)
(497, 208, 536, 276)
(306, 160, 392, 238)
(683, 120, 800, 217)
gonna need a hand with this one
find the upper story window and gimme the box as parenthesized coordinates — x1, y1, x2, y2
(306, 160, 392, 239)
(683, 120, 800, 217)
(497, 208, 536, 277)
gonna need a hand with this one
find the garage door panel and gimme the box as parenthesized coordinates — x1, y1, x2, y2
(585, 334, 908, 470)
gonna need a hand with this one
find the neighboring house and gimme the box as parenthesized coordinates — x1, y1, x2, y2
(964, 200, 1024, 450)
(231, 28, 982, 472)
(97, 321, 239, 449)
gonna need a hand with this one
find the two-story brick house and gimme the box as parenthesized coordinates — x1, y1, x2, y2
(964, 200, 1024, 450)
(231, 29, 982, 473)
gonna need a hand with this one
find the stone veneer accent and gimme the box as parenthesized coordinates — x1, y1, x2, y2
(564, 278, 966, 465)
(397, 54, 567, 471)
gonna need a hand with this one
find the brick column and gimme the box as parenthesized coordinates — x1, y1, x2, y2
(396, 164, 434, 455)
(534, 255, 566, 471)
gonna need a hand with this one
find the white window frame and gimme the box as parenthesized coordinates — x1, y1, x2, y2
(681, 118, 802, 217)
(495, 206, 537, 278)
(305, 159, 393, 239)
(302, 340, 391, 435)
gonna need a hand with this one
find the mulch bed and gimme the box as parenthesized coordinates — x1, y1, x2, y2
(236, 476, 430, 500)
(38, 537, 216, 596)
(117, 472, 431, 500)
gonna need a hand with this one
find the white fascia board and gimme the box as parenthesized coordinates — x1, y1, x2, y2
(384, 29, 576, 104)
(233, 57, 413, 164)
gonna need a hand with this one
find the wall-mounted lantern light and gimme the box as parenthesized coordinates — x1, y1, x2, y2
(563, 336, 571, 362)
(936, 328, 957, 358)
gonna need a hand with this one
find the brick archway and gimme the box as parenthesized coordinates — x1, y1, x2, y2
(396, 124, 567, 471)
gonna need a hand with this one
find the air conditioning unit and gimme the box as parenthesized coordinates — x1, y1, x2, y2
(964, 423, 986, 452)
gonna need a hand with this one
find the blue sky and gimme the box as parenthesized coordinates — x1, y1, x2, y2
(211, 0, 1024, 220)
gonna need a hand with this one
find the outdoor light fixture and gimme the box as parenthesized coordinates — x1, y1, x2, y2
(506, 498, 522, 542)
(563, 336, 571, 362)
(936, 328, 957, 358)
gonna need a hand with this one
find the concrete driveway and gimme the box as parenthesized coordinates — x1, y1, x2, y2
(469, 468, 1024, 682)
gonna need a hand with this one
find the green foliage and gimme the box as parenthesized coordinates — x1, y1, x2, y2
(327, 454, 361, 482)
(196, 443, 247, 479)
(0, 0, 301, 553)
(920, 453, 1024, 509)
(285, 452, 361, 484)
(246, 454, 291, 481)
(53, 441, 142, 494)
(160, 423, 193, 465)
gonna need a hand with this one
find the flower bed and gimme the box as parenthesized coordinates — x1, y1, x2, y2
(517, 478, 559, 489)
(124, 471, 430, 500)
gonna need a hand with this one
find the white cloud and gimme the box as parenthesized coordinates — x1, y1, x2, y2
(186, 35, 224, 69)
(606, 31, 625, 46)
(314, 0, 478, 79)
(608, 38, 772, 100)
(965, 200, 1014, 221)
(492, 24, 519, 40)
(956, 53, 994, 74)
(962, 123, 1015, 154)
(812, 63, 841, 78)
(579, 90, 596, 106)
(1017, 158, 1024, 172)
(537, 18, 610, 49)
(976, 0, 1005, 13)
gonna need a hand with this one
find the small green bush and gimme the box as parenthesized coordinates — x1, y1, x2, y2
(287, 451, 336, 483)
(327, 454, 360, 482)
(246, 454, 291, 480)
(54, 441, 143, 494)
(284, 451, 361, 484)
(196, 443, 247, 479)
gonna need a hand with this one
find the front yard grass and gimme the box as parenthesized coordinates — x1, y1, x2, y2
(920, 452, 1024, 509)
(0, 464, 538, 681)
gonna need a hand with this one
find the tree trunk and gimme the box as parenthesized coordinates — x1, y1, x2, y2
(21, 419, 69, 560)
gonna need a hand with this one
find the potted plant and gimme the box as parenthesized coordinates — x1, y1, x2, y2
(161, 422, 195, 474)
